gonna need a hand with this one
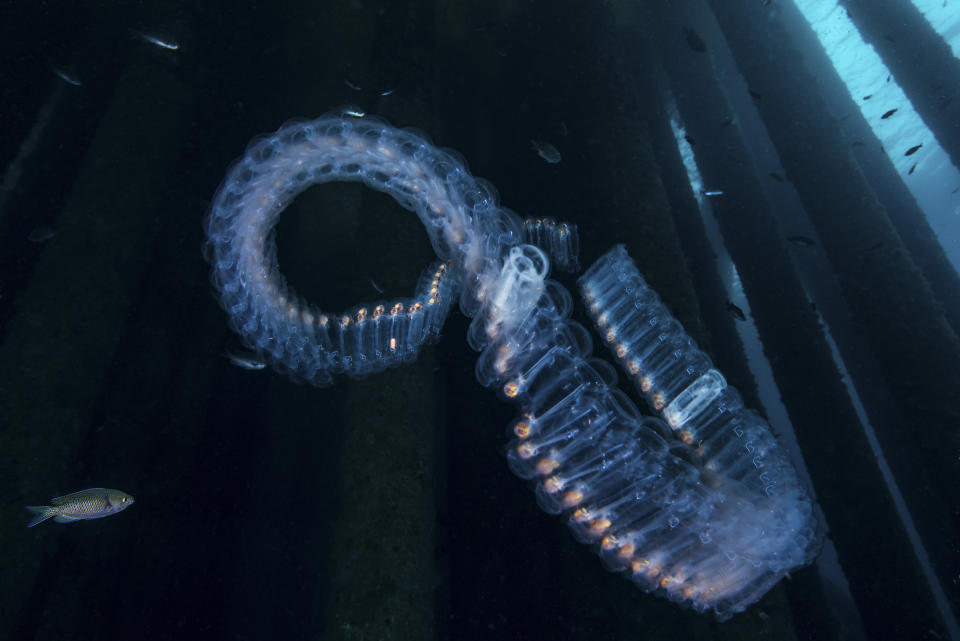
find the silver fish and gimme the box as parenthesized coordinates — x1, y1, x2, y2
(225, 350, 267, 370)
(131, 30, 180, 51)
(26, 488, 134, 527)
(530, 140, 561, 163)
(52, 68, 82, 87)
(27, 226, 56, 242)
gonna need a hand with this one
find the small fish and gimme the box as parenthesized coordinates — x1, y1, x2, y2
(703, 189, 724, 197)
(344, 79, 363, 91)
(471, 19, 499, 33)
(379, 89, 393, 97)
(132, 30, 179, 51)
(27, 226, 56, 242)
(908, 162, 917, 175)
(682, 27, 707, 53)
(886, 74, 891, 82)
(904, 144, 922, 156)
(748, 89, 762, 101)
(862, 94, 872, 100)
(225, 350, 267, 370)
(342, 108, 366, 118)
(530, 140, 561, 164)
(951, 185, 959, 194)
(370, 279, 384, 294)
(769, 172, 785, 182)
(26, 488, 133, 527)
(684, 134, 696, 146)
(726, 301, 746, 322)
(787, 235, 815, 247)
(880, 108, 897, 119)
(52, 68, 82, 87)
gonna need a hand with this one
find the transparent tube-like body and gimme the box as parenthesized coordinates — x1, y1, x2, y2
(205, 115, 820, 619)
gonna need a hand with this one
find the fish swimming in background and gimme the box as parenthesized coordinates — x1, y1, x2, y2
(26, 488, 134, 527)
(225, 350, 267, 370)
(52, 68, 82, 87)
(904, 144, 922, 156)
(726, 300, 747, 322)
(530, 140, 561, 164)
(131, 30, 180, 51)
(787, 235, 816, 247)
(880, 108, 898, 119)
(681, 26, 707, 53)
(27, 226, 56, 243)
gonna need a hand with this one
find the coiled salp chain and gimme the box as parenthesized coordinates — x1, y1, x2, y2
(205, 114, 820, 618)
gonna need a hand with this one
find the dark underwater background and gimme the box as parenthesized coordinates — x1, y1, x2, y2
(2, 1, 960, 639)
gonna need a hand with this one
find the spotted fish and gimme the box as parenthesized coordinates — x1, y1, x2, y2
(26, 488, 134, 527)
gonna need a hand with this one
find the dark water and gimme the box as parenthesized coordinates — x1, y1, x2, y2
(2, 1, 959, 640)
